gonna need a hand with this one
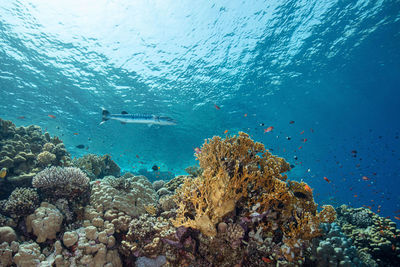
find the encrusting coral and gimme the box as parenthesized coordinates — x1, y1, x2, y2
(172, 132, 336, 262)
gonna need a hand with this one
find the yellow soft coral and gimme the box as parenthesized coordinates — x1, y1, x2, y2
(172, 132, 290, 236)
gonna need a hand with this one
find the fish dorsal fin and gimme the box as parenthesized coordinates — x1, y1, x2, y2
(121, 111, 128, 114)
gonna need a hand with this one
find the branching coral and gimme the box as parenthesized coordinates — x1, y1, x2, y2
(172, 132, 291, 237)
(172, 132, 336, 263)
(32, 166, 90, 199)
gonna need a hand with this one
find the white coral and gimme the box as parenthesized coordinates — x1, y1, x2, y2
(26, 202, 63, 243)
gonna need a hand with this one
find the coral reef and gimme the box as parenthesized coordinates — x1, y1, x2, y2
(184, 165, 203, 177)
(172, 132, 335, 262)
(120, 214, 176, 258)
(32, 166, 90, 200)
(0, 226, 17, 243)
(0, 187, 39, 219)
(26, 202, 64, 243)
(90, 175, 157, 218)
(336, 205, 400, 266)
(12, 242, 46, 267)
(309, 222, 362, 266)
(2, 121, 399, 267)
(73, 154, 120, 180)
(0, 118, 71, 197)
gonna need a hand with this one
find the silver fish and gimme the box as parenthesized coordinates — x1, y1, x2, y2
(100, 109, 177, 126)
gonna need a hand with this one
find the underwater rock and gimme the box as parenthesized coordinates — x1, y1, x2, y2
(73, 153, 120, 180)
(136, 255, 167, 267)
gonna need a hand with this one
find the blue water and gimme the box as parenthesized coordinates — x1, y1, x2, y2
(1, 0, 399, 219)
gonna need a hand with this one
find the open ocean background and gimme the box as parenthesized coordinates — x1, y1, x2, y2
(0, 0, 399, 220)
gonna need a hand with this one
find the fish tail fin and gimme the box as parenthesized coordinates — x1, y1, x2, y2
(100, 108, 110, 125)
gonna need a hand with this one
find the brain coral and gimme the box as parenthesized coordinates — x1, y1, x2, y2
(32, 166, 89, 199)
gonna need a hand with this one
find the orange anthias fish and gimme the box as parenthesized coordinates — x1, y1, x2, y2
(214, 104, 221, 110)
(224, 130, 228, 134)
(394, 216, 400, 221)
(17, 116, 25, 119)
(304, 184, 313, 193)
(323, 177, 331, 183)
(261, 257, 272, 263)
(244, 113, 247, 117)
(194, 147, 201, 154)
(264, 126, 273, 133)
(48, 114, 56, 118)
(73, 133, 79, 135)
(362, 176, 370, 181)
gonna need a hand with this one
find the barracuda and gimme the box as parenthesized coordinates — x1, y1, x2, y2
(100, 109, 177, 126)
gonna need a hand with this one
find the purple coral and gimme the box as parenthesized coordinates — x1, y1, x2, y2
(32, 166, 89, 198)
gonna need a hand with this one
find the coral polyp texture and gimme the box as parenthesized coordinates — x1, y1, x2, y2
(32, 166, 90, 199)
(172, 132, 336, 262)
(0, 118, 71, 197)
